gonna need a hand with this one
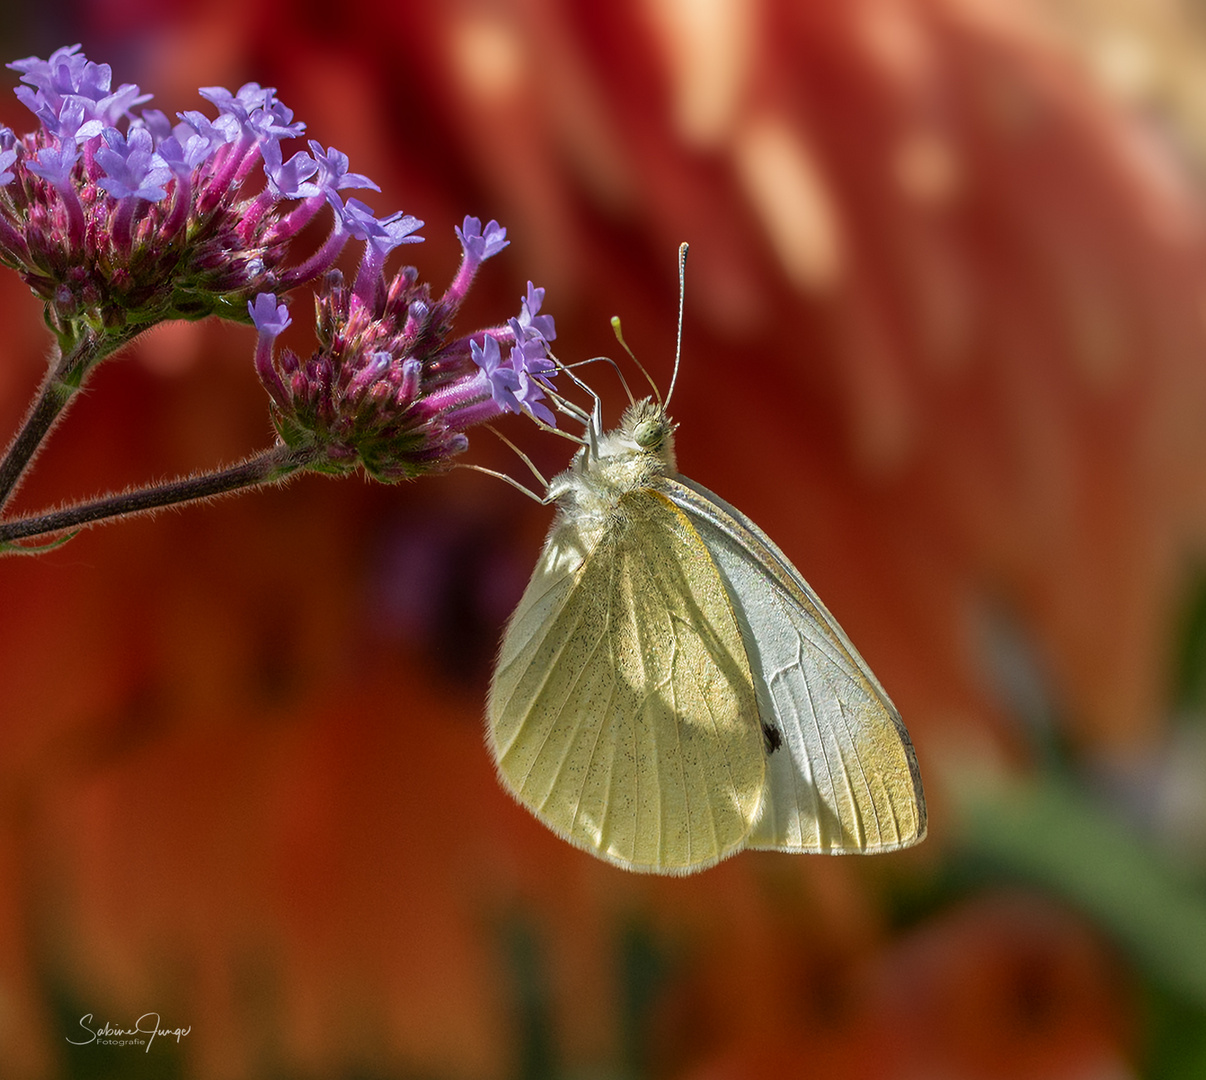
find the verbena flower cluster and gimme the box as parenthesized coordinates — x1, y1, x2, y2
(0, 44, 387, 339)
(0, 44, 560, 519)
(251, 217, 560, 480)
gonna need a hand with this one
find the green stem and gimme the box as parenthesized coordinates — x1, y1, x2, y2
(0, 334, 109, 513)
(0, 442, 316, 549)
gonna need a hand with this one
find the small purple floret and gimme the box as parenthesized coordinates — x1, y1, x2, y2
(340, 198, 424, 255)
(261, 139, 320, 200)
(10, 44, 150, 134)
(95, 126, 172, 201)
(28, 142, 79, 186)
(471, 334, 521, 413)
(198, 82, 276, 125)
(249, 292, 291, 337)
(516, 281, 556, 343)
(456, 216, 509, 262)
(309, 142, 378, 195)
(516, 367, 556, 426)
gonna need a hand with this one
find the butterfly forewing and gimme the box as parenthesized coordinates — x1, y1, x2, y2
(659, 477, 927, 853)
(488, 488, 767, 873)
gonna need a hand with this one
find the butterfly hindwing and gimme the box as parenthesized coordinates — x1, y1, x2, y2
(659, 476, 927, 853)
(488, 488, 767, 873)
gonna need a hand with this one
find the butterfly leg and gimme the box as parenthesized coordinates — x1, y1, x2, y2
(455, 463, 547, 503)
(483, 423, 551, 489)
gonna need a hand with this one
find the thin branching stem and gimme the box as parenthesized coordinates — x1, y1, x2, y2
(0, 333, 112, 512)
(0, 442, 318, 550)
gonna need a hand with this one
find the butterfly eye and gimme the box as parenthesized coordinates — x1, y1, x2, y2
(633, 418, 664, 449)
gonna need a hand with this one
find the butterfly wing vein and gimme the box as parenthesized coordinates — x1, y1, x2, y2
(488, 489, 767, 873)
(659, 476, 927, 853)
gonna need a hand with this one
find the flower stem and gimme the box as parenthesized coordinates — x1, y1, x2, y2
(0, 334, 108, 513)
(0, 442, 316, 550)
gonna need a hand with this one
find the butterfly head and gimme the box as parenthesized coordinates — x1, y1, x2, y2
(615, 398, 677, 471)
(570, 397, 678, 497)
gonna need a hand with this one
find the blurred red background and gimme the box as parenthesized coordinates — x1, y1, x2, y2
(4, 0, 1206, 1076)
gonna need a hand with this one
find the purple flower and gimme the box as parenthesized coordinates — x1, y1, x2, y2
(9, 45, 149, 134)
(516, 367, 556, 426)
(0, 128, 16, 185)
(256, 245, 560, 480)
(339, 200, 425, 301)
(508, 332, 557, 425)
(198, 83, 277, 128)
(47, 98, 103, 143)
(339, 198, 424, 255)
(0, 38, 542, 435)
(95, 126, 172, 201)
(471, 334, 521, 413)
(151, 134, 190, 177)
(466, 309, 557, 427)
(177, 109, 224, 145)
(455, 216, 509, 262)
(138, 108, 173, 141)
(249, 292, 294, 406)
(515, 281, 556, 343)
(509, 334, 556, 380)
(28, 142, 79, 187)
(309, 142, 378, 197)
(444, 216, 511, 308)
(249, 292, 291, 337)
(8, 44, 90, 91)
(197, 83, 305, 155)
(164, 112, 224, 170)
(261, 139, 320, 200)
(94, 82, 152, 127)
(0, 46, 393, 336)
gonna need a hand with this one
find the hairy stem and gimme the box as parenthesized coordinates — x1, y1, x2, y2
(0, 442, 317, 549)
(0, 334, 109, 512)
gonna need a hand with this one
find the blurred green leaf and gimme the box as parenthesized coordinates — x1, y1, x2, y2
(1143, 987, 1206, 1080)
(500, 918, 557, 1080)
(1173, 568, 1206, 714)
(617, 921, 668, 1080)
(954, 770, 1206, 1006)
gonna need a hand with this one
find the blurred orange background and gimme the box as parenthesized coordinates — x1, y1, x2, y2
(4, 0, 1206, 1077)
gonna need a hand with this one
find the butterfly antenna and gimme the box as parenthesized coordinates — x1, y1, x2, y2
(610, 316, 661, 404)
(564, 354, 636, 407)
(665, 241, 688, 409)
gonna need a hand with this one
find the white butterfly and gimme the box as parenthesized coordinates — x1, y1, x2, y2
(485, 248, 926, 874)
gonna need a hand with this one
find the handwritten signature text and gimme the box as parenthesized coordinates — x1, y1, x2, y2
(67, 1013, 191, 1052)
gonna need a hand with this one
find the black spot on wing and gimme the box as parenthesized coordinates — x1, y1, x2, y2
(762, 723, 782, 755)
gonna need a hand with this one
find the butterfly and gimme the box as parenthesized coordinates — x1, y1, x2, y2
(485, 248, 925, 874)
